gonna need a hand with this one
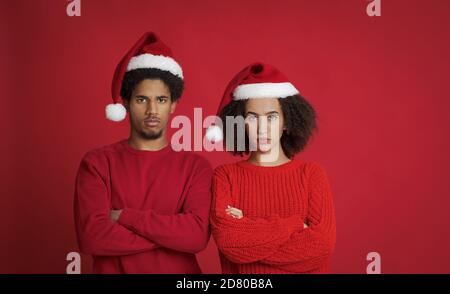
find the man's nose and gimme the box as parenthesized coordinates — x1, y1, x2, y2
(145, 99, 158, 115)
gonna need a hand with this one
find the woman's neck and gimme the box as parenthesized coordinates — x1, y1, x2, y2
(248, 144, 290, 167)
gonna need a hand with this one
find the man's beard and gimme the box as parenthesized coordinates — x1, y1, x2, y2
(139, 129, 163, 140)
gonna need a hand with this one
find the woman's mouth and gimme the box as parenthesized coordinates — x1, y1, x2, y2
(258, 138, 271, 144)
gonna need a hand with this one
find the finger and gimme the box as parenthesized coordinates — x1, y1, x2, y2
(230, 210, 242, 216)
(229, 209, 240, 215)
(230, 212, 242, 218)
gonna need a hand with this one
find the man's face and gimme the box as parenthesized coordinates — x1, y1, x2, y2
(124, 79, 177, 140)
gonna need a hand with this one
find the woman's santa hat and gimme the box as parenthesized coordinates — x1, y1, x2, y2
(106, 32, 183, 122)
(205, 62, 300, 142)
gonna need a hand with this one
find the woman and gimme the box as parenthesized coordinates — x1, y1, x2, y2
(206, 63, 336, 274)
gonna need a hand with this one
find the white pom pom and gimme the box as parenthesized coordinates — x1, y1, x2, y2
(205, 125, 223, 142)
(105, 103, 127, 122)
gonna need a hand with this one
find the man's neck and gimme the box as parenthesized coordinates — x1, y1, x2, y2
(127, 135, 168, 151)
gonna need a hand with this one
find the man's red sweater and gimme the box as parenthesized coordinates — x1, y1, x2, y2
(74, 139, 212, 273)
(210, 159, 336, 274)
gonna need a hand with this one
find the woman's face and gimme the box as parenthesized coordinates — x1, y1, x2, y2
(244, 98, 285, 153)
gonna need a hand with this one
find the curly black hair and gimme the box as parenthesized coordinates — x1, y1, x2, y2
(120, 68, 184, 102)
(219, 94, 317, 159)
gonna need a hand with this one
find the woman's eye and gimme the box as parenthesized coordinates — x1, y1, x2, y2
(268, 114, 278, 121)
(246, 115, 257, 122)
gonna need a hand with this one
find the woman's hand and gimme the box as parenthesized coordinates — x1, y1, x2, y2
(226, 205, 243, 219)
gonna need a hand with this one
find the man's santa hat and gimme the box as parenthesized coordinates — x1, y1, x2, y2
(106, 32, 183, 122)
(205, 62, 300, 142)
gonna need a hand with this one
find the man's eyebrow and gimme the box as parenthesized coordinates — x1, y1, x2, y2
(135, 95, 148, 99)
(134, 95, 169, 99)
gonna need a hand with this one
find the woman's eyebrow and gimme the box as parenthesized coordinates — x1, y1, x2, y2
(245, 111, 279, 116)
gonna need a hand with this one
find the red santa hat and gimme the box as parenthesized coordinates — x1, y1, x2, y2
(106, 32, 183, 122)
(205, 62, 299, 142)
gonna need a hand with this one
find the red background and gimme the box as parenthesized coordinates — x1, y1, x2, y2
(1, 0, 450, 274)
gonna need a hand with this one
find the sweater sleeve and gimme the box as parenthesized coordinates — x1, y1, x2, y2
(74, 152, 159, 256)
(210, 166, 304, 264)
(117, 157, 212, 254)
(260, 163, 337, 272)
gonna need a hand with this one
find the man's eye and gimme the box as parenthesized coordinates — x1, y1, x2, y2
(246, 115, 257, 122)
(137, 98, 146, 103)
(158, 97, 167, 103)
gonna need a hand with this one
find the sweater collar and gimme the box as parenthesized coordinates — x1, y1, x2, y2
(120, 139, 172, 156)
(237, 158, 302, 172)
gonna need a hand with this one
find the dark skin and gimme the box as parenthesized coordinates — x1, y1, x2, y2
(110, 78, 177, 222)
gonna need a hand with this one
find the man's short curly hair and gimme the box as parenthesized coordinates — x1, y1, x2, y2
(219, 94, 317, 159)
(120, 68, 184, 102)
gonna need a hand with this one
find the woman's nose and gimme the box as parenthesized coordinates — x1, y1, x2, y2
(257, 116, 268, 134)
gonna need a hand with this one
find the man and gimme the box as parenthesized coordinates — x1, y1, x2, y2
(74, 32, 212, 273)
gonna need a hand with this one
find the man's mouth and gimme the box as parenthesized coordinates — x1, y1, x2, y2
(144, 118, 160, 128)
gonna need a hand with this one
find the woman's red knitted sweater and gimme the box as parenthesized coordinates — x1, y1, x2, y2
(210, 159, 336, 274)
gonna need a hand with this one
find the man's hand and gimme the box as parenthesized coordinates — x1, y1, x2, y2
(110, 209, 122, 222)
(226, 205, 243, 219)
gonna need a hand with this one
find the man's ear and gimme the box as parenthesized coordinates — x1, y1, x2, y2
(170, 100, 178, 114)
